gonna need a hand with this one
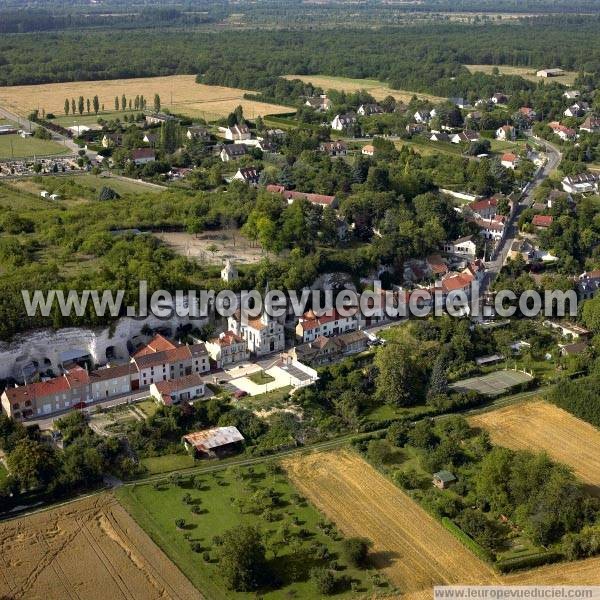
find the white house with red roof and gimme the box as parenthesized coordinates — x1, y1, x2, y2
(150, 373, 205, 406)
(549, 121, 576, 141)
(501, 153, 520, 169)
(295, 309, 359, 343)
(266, 184, 338, 208)
(468, 197, 498, 220)
(495, 125, 516, 140)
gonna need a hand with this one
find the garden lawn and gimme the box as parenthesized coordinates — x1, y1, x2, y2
(141, 454, 197, 475)
(117, 463, 380, 599)
(0, 134, 69, 158)
(248, 370, 276, 385)
(0, 463, 8, 483)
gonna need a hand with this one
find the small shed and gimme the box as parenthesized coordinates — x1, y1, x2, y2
(182, 426, 244, 458)
(433, 470, 457, 489)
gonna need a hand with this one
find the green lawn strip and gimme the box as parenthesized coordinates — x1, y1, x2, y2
(0, 134, 70, 158)
(248, 370, 276, 385)
(0, 463, 8, 483)
(116, 464, 377, 598)
(141, 454, 197, 475)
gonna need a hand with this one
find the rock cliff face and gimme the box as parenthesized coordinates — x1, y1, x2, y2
(0, 313, 207, 381)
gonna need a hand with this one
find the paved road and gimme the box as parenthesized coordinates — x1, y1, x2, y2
(481, 135, 562, 294)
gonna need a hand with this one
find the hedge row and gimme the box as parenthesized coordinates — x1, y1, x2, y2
(441, 517, 494, 563)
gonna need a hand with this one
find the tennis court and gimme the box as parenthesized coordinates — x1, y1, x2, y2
(450, 369, 533, 396)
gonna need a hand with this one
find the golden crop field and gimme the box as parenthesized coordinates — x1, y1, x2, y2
(284, 74, 443, 103)
(469, 400, 600, 489)
(465, 64, 578, 85)
(283, 449, 501, 595)
(0, 75, 292, 121)
(0, 494, 202, 600)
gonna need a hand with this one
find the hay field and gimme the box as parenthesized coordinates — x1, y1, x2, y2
(469, 400, 600, 489)
(0, 75, 292, 121)
(283, 449, 500, 596)
(284, 74, 442, 103)
(0, 494, 202, 600)
(465, 64, 578, 85)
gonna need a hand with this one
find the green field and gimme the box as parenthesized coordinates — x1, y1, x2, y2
(0, 134, 70, 158)
(141, 453, 197, 475)
(51, 110, 140, 127)
(117, 463, 379, 599)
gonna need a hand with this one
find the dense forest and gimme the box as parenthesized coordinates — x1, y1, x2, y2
(1, 18, 600, 91)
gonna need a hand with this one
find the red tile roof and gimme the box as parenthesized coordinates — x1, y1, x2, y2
(4, 376, 70, 404)
(154, 373, 204, 394)
(532, 214, 553, 227)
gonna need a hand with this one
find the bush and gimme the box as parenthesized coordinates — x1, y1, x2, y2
(310, 567, 336, 595)
(191, 542, 202, 553)
(342, 537, 371, 568)
(441, 518, 493, 562)
(175, 518, 185, 529)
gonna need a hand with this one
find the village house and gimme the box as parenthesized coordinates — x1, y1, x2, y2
(468, 197, 498, 220)
(357, 103, 383, 116)
(473, 215, 505, 242)
(219, 143, 247, 162)
(150, 373, 205, 406)
(413, 110, 431, 123)
(266, 184, 338, 208)
(288, 330, 370, 367)
(183, 426, 244, 458)
(142, 133, 157, 146)
(495, 124, 516, 140)
(361, 144, 375, 156)
(331, 113, 358, 131)
(544, 321, 591, 340)
(451, 130, 480, 144)
(443, 235, 477, 258)
(564, 101, 589, 118)
(532, 214, 553, 230)
(145, 112, 177, 125)
(186, 126, 210, 141)
(319, 141, 347, 156)
(101, 133, 123, 148)
(1, 333, 210, 421)
(580, 116, 600, 134)
(232, 166, 261, 185)
(228, 309, 285, 356)
(131, 334, 210, 388)
(430, 132, 450, 143)
(223, 123, 251, 141)
(406, 123, 427, 135)
(131, 148, 156, 165)
(576, 270, 600, 300)
(549, 121, 576, 141)
(563, 90, 581, 100)
(448, 97, 469, 109)
(295, 309, 359, 344)
(561, 173, 599, 194)
(205, 331, 249, 368)
(304, 95, 331, 111)
(501, 152, 520, 169)
(518, 107, 537, 121)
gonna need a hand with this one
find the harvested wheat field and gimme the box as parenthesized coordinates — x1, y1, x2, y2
(0, 75, 292, 121)
(507, 555, 600, 585)
(0, 494, 202, 600)
(469, 400, 600, 489)
(283, 449, 501, 595)
(284, 74, 442, 103)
